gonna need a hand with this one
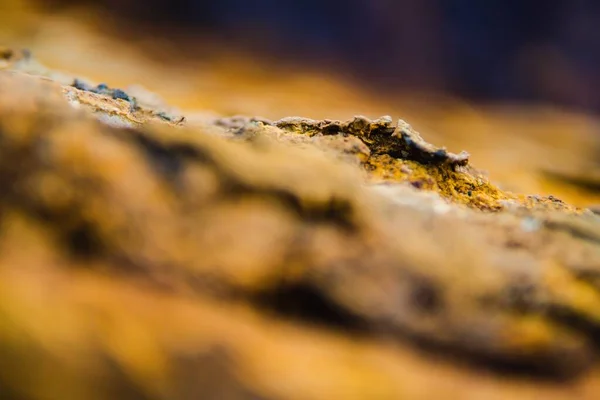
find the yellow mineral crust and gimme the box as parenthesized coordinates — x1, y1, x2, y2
(1, 49, 600, 399)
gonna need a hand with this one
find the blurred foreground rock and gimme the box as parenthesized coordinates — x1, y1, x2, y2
(3, 49, 600, 399)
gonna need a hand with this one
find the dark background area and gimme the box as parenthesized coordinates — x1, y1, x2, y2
(49, 0, 600, 113)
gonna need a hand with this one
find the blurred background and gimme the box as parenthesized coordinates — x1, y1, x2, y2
(25, 0, 600, 112)
(4, 0, 600, 205)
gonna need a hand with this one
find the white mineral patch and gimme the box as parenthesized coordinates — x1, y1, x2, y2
(94, 113, 135, 128)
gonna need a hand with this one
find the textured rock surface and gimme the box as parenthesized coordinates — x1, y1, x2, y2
(3, 50, 600, 399)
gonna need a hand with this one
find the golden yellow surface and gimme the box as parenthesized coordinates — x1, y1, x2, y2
(3, 5, 600, 400)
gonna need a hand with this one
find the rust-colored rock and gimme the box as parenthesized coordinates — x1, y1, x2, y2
(3, 50, 600, 400)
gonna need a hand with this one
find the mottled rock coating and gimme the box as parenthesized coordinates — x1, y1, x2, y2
(2, 49, 600, 400)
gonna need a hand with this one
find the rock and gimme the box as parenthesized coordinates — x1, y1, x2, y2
(1, 49, 600, 399)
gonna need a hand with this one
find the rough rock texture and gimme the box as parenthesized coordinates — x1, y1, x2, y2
(3, 49, 600, 399)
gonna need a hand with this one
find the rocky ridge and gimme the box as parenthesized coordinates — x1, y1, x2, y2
(2, 48, 600, 399)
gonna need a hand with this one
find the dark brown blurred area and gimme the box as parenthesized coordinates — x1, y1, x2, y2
(38, 0, 600, 114)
